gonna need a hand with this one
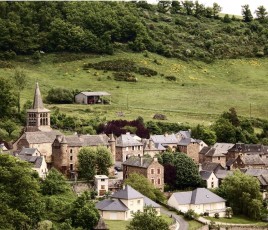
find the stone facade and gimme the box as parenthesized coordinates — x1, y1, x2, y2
(122, 157, 164, 191)
(178, 142, 200, 164)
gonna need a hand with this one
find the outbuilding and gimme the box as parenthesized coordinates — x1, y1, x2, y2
(75, 92, 111, 105)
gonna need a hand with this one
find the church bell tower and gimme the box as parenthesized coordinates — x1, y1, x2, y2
(26, 82, 51, 132)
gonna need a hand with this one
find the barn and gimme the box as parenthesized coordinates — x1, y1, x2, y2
(75, 92, 111, 104)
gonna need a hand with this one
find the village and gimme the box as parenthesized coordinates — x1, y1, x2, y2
(1, 82, 268, 230)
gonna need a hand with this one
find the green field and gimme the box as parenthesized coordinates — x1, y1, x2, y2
(2, 52, 268, 125)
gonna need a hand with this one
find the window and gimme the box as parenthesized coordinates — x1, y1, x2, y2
(218, 157, 220, 160)
(211, 182, 214, 188)
(70, 149, 73, 154)
(70, 156, 73, 161)
(151, 168, 154, 174)
(101, 185, 105, 189)
(126, 147, 128, 151)
(132, 146, 134, 150)
(137, 200, 140, 204)
(151, 179, 155, 184)
(158, 178, 161, 185)
(70, 164, 73, 171)
(157, 168, 161, 174)
(101, 179, 105, 182)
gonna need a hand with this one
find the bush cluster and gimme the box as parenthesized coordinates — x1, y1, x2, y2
(113, 72, 137, 82)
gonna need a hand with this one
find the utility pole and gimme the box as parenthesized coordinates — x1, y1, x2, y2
(127, 94, 129, 110)
(250, 103, 251, 119)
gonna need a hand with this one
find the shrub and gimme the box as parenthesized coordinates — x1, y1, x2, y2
(0, 61, 14, 68)
(184, 209, 197, 220)
(165, 76, 176, 81)
(153, 114, 167, 120)
(214, 213, 219, 218)
(46, 88, 74, 104)
(113, 72, 137, 82)
(137, 67, 157, 76)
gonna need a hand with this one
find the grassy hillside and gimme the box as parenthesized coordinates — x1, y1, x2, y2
(1, 52, 268, 125)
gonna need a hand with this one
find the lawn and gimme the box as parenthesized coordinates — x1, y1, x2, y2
(188, 220, 204, 230)
(204, 215, 268, 226)
(2, 52, 268, 126)
(104, 214, 174, 230)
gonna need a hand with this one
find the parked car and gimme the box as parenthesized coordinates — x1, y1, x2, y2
(114, 166, 122, 171)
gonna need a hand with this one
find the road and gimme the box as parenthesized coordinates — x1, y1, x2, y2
(161, 207, 189, 230)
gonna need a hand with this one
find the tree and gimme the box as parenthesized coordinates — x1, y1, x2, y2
(221, 107, 240, 127)
(0, 77, 16, 118)
(182, 1, 194, 15)
(173, 153, 203, 189)
(191, 124, 216, 145)
(13, 69, 27, 113)
(216, 170, 263, 219)
(124, 173, 166, 202)
(212, 2, 222, 18)
(70, 192, 100, 230)
(0, 154, 44, 228)
(78, 147, 113, 180)
(255, 5, 268, 22)
(127, 206, 169, 230)
(95, 146, 113, 175)
(212, 117, 237, 143)
(171, 1, 181, 14)
(41, 168, 70, 195)
(46, 88, 74, 104)
(157, 1, 171, 13)
(242, 5, 253, 22)
(0, 119, 18, 138)
(78, 147, 97, 180)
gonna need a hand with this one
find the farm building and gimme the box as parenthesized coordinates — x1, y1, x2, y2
(75, 92, 111, 104)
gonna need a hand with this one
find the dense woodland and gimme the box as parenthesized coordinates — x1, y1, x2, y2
(1, 1, 268, 62)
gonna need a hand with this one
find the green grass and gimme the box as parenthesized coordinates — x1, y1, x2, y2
(105, 220, 130, 230)
(188, 220, 204, 230)
(2, 52, 268, 126)
(204, 215, 268, 226)
(104, 214, 173, 230)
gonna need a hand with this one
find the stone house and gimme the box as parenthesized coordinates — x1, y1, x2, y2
(96, 185, 160, 220)
(199, 147, 226, 167)
(115, 133, 144, 162)
(168, 188, 226, 217)
(142, 138, 165, 157)
(229, 154, 266, 170)
(178, 138, 200, 164)
(122, 156, 164, 191)
(151, 134, 178, 152)
(52, 134, 115, 176)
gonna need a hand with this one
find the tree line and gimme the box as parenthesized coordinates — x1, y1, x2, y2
(1, 2, 268, 61)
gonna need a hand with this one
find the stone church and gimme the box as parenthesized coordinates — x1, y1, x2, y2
(13, 83, 116, 176)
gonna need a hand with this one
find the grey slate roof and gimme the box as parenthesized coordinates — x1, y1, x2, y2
(18, 155, 44, 168)
(111, 185, 144, 200)
(242, 154, 265, 165)
(64, 134, 110, 147)
(199, 146, 211, 155)
(178, 138, 197, 146)
(171, 188, 225, 205)
(122, 156, 154, 168)
(176, 131, 191, 139)
(215, 169, 233, 179)
(200, 170, 213, 180)
(96, 199, 128, 211)
(22, 130, 62, 144)
(202, 162, 224, 172)
(144, 197, 161, 208)
(116, 133, 143, 147)
(244, 168, 268, 177)
(205, 148, 225, 157)
(18, 147, 39, 156)
(213, 143, 234, 154)
(226, 158, 236, 167)
(151, 134, 178, 145)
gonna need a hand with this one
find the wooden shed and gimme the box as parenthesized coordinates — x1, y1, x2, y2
(75, 92, 111, 105)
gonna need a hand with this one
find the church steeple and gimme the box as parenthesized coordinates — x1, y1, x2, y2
(26, 82, 51, 132)
(33, 82, 45, 110)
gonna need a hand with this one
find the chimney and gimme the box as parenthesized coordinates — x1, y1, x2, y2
(149, 138, 153, 149)
(140, 155, 143, 166)
(153, 157, 158, 162)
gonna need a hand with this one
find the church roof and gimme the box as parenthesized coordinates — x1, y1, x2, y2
(27, 82, 50, 113)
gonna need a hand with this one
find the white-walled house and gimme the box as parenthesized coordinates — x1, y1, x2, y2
(17, 147, 48, 179)
(168, 188, 226, 217)
(200, 170, 219, 189)
(96, 185, 160, 220)
(94, 175, 109, 197)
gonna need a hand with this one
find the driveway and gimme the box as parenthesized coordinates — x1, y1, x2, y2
(161, 207, 189, 230)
